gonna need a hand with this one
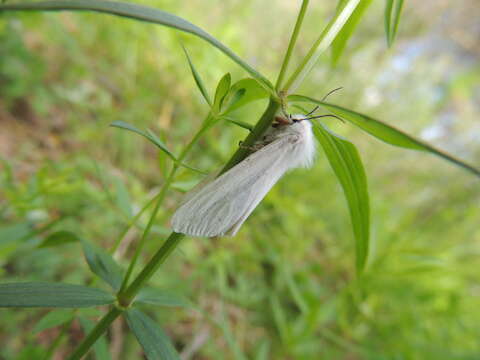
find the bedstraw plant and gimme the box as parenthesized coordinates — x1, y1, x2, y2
(0, 0, 478, 359)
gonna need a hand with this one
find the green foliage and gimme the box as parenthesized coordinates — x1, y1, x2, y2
(0, 0, 479, 359)
(125, 309, 180, 360)
(0, 282, 115, 307)
(313, 123, 369, 273)
(384, 0, 404, 46)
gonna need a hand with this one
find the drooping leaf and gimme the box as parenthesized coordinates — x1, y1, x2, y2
(135, 287, 190, 308)
(0, 0, 274, 92)
(288, 94, 480, 177)
(38, 230, 80, 248)
(213, 73, 231, 113)
(125, 308, 180, 360)
(82, 240, 124, 291)
(384, 0, 404, 47)
(110, 121, 176, 160)
(0, 282, 115, 308)
(79, 316, 112, 360)
(110, 121, 205, 174)
(33, 309, 74, 333)
(182, 45, 212, 107)
(313, 123, 370, 272)
(331, 0, 373, 65)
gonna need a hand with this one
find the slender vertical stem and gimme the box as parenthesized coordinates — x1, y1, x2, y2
(68, 101, 281, 358)
(67, 308, 123, 360)
(282, 0, 360, 94)
(275, 0, 309, 91)
(118, 232, 184, 303)
(118, 114, 213, 292)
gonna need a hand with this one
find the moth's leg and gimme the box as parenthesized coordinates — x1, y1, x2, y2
(238, 141, 265, 151)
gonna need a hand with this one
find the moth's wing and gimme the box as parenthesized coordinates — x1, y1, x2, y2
(171, 133, 300, 237)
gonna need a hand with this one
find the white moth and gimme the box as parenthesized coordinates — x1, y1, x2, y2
(171, 114, 316, 237)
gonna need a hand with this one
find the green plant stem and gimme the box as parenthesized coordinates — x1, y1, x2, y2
(221, 98, 279, 173)
(67, 307, 123, 360)
(118, 115, 213, 292)
(282, 0, 360, 94)
(118, 231, 184, 303)
(275, 0, 309, 91)
(68, 100, 280, 358)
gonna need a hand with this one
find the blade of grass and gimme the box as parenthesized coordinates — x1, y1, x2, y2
(289, 94, 480, 177)
(385, 0, 404, 47)
(0, 0, 274, 93)
(275, 0, 309, 90)
(182, 45, 212, 107)
(283, 0, 360, 93)
(331, 0, 372, 65)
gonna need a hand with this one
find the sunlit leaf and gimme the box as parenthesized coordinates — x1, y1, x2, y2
(213, 73, 231, 113)
(125, 308, 180, 360)
(331, 0, 372, 65)
(82, 240, 124, 291)
(0, 0, 274, 92)
(0, 282, 115, 307)
(313, 123, 369, 272)
(385, 0, 404, 47)
(289, 94, 480, 177)
(223, 78, 269, 114)
(182, 45, 212, 107)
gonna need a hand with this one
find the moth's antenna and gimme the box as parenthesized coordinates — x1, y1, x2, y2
(302, 114, 345, 123)
(304, 87, 343, 117)
(321, 87, 343, 102)
(305, 106, 319, 117)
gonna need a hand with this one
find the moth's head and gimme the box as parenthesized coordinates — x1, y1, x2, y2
(273, 114, 311, 128)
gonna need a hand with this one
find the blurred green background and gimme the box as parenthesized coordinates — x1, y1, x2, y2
(1, 0, 479, 359)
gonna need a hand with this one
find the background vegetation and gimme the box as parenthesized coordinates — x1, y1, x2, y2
(0, 0, 479, 359)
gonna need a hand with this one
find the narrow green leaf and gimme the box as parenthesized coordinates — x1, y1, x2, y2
(0, 282, 115, 307)
(82, 240, 124, 291)
(110, 121, 205, 174)
(213, 73, 231, 113)
(331, 0, 372, 65)
(223, 88, 246, 113)
(125, 308, 180, 360)
(135, 287, 190, 308)
(385, 0, 404, 47)
(283, 0, 361, 93)
(110, 121, 176, 160)
(37, 230, 79, 248)
(33, 310, 74, 333)
(79, 316, 112, 360)
(224, 117, 253, 131)
(313, 124, 369, 272)
(0, 0, 274, 92)
(288, 94, 480, 177)
(182, 46, 212, 107)
(223, 78, 269, 114)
